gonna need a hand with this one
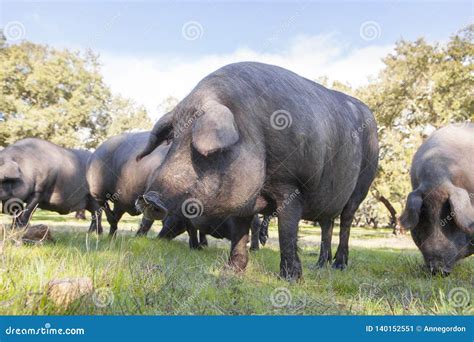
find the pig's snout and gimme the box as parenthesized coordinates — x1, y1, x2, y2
(135, 191, 168, 220)
(426, 259, 452, 277)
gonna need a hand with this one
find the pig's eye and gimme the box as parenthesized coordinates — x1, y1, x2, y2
(0, 179, 16, 190)
(3, 178, 19, 185)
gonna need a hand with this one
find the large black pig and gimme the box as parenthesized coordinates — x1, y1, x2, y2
(136, 62, 379, 280)
(0, 138, 102, 232)
(400, 124, 473, 275)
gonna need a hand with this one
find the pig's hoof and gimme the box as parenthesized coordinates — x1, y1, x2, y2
(316, 258, 331, 268)
(332, 260, 347, 270)
(249, 245, 259, 252)
(279, 264, 302, 281)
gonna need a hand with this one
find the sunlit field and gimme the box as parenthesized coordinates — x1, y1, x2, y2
(0, 211, 472, 315)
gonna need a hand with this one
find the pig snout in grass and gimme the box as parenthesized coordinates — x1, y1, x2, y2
(400, 124, 474, 275)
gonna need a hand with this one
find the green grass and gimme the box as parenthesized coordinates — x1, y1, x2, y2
(0, 211, 472, 315)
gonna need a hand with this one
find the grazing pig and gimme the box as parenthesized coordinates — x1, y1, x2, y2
(86, 132, 170, 236)
(136, 62, 378, 280)
(156, 214, 269, 250)
(400, 124, 473, 275)
(0, 138, 102, 232)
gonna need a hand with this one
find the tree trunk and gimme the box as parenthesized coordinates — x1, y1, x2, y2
(374, 193, 405, 235)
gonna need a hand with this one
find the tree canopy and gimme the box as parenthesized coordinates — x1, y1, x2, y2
(0, 41, 151, 148)
(362, 25, 473, 128)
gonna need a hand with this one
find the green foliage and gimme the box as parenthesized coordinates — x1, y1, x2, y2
(105, 95, 152, 138)
(360, 128, 421, 228)
(363, 25, 473, 128)
(158, 96, 179, 114)
(0, 42, 110, 148)
(0, 42, 152, 148)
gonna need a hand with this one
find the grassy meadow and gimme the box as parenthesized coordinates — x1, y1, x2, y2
(0, 210, 472, 315)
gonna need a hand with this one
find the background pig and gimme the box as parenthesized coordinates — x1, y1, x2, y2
(86, 132, 170, 236)
(157, 214, 270, 250)
(136, 62, 379, 280)
(400, 124, 473, 275)
(0, 138, 102, 232)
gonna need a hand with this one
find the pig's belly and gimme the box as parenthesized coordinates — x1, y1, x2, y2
(300, 179, 358, 220)
(44, 190, 87, 214)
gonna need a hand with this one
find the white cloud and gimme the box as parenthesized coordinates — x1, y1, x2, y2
(100, 33, 393, 120)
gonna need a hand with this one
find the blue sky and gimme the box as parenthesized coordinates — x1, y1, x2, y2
(1, 1, 470, 56)
(1, 1, 471, 118)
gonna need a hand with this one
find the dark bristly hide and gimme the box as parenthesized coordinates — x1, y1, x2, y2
(137, 62, 379, 280)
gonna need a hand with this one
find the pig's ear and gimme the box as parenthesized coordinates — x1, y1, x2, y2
(136, 112, 174, 161)
(447, 185, 474, 236)
(399, 189, 423, 230)
(192, 101, 239, 156)
(0, 160, 21, 180)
